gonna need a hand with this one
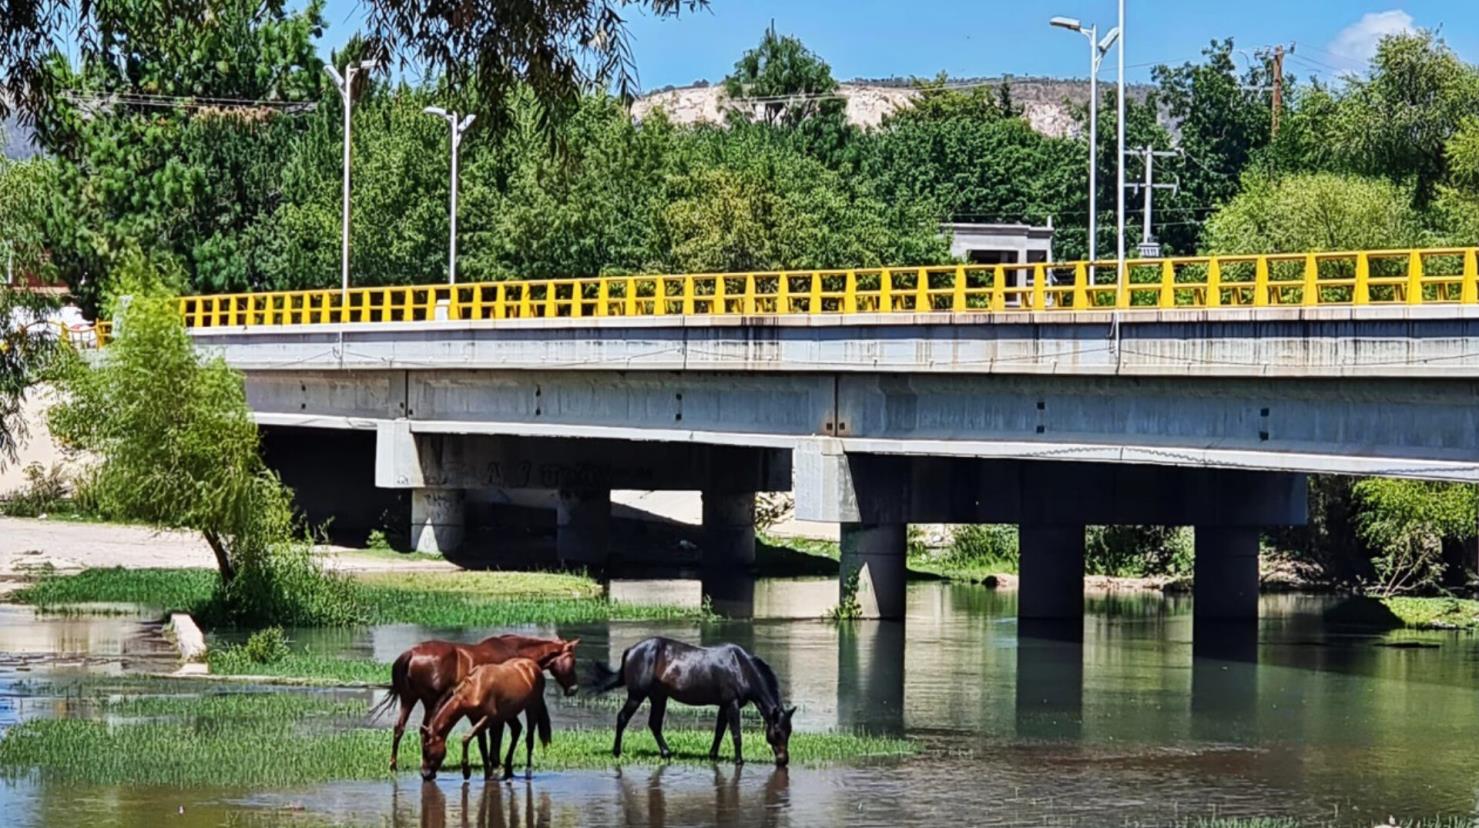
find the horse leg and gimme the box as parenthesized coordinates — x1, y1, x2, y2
(488, 720, 505, 779)
(524, 708, 537, 778)
(389, 696, 413, 771)
(727, 702, 744, 766)
(460, 716, 491, 781)
(648, 695, 672, 759)
(612, 692, 644, 758)
(708, 708, 727, 761)
(502, 718, 522, 781)
(476, 728, 490, 777)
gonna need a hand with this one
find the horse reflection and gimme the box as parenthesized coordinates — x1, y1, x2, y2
(413, 779, 551, 828)
(615, 764, 790, 827)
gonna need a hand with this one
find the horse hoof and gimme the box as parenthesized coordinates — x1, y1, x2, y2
(462, 767, 471, 781)
(659, 751, 672, 760)
(707, 753, 719, 762)
(501, 771, 514, 782)
(734, 758, 745, 766)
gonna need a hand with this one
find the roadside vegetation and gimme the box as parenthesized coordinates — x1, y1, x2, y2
(12, 567, 709, 627)
(0, 688, 915, 787)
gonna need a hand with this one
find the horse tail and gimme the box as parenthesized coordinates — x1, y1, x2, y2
(587, 653, 625, 694)
(533, 697, 552, 747)
(369, 651, 410, 719)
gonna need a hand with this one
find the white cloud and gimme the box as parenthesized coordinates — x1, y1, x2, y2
(1327, 10, 1416, 66)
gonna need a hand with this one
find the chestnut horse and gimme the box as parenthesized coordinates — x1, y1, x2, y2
(591, 636, 796, 766)
(420, 657, 552, 780)
(370, 634, 578, 771)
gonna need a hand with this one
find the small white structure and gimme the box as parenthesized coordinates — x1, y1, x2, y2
(940, 221, 1055, 265)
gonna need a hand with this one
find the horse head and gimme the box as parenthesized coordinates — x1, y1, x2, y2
(540, 638, 581, 696)
(420, 723, 448, 780)
(763, 705, 797, 767)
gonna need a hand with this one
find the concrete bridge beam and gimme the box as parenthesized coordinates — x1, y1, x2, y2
(839, 522, 908, 620)
(411, 488, 465, 556)
(701, 490, 756, 570)
(556, 489, 611, 568)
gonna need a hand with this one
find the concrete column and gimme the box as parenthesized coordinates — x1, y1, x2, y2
(1193, 526, 1261, 622)
(556, 489, 611, 568)
(701, 491, 756, 569)
(411, 488, 464, 556)
(839, 522, 907, 620)
(1014, 620, 1084, 741)
(1017, 524, 1085, 620)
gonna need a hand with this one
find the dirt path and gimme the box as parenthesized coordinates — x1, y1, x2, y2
(0, 516, 457, 593)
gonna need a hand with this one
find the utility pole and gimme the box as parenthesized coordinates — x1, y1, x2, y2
(424, 107, 477, 284)
(1126, 145, 1178, 257)
(1270, 44, 1286, 138)
(325, 58, 379, 297)
(1050, 17, 1119, 268)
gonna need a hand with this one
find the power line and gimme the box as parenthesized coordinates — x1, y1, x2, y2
(60, 91, 318, 112)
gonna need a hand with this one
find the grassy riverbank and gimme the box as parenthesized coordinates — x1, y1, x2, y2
(756, 531, 1018, 583)
(0, 690, 914, 786)
(1381, 596, 1479, 630)
(9, 567, 711, 626)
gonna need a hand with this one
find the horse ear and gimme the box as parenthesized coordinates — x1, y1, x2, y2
(567, 638, 580, 649)
(784, 706, 797, 720)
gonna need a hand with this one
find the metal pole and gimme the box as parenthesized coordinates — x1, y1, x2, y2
(448, 111, 459, 285)
(1142, 145, 1154, 244)
(1087, 28, 1098, 268)
(1115, 0, 1126, 304)
(339, 65, 354, 296)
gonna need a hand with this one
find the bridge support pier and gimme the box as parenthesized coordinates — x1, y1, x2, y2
(1018, 524, 1086, 621)
(839, 522, 907, 620)
(411, 488, 465, 556)
(557, 489, 611, 568)
(701, 490, 756, 569)
(1193, 526, 1261, 622)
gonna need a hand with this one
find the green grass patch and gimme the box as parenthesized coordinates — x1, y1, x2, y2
(10, 567, 709, 627)
(208, 651, 390, 685)
(1381, 596, 1479, 630)
(0, 691, 914, 786)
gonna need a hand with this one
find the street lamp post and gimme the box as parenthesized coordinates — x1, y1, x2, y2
(1050, 17, 1119, 269)
(1116, 0, 1127, 307)
(424, 107, 477, 284)
(324, 58, 378, 297)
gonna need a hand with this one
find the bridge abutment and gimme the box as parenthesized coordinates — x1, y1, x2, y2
(701, 490, 756, 570)
(411, 488, 465, 555)
(839, 522, 908, 620)
(1193, 526, 1262, 622)
(556, 489, 611, 568)
(1018, 524, 1087, 620)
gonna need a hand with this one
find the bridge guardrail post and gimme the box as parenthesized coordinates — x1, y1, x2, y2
(1354, 253, 1371, 305)
(1301, 254, 1319, 306)
(953, 265, 967, 312)
(1406, 250, 1425, 305)
(1206, 259, 1222, 308)
(1463, 250, 1478, 304)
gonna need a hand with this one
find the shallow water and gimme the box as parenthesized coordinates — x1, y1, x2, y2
(4, 581, 1479, 826)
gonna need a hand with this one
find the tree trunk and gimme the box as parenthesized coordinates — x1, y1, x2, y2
(203, 530, 237, 583)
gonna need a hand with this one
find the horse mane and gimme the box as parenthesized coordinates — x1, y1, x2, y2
(749, 654, 783, 714)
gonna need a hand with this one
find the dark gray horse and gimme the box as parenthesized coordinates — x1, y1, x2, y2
(590, 636, 796, 766)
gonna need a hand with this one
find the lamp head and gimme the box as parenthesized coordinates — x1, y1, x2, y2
(423, 106, 449, 118)
(1099, 27, 1121, 53)
(1049, 16, 1083, 32)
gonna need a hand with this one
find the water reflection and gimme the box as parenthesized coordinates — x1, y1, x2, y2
(1013, 620, 1084, 741)
(1190, 622, 1260, 744)
(837, 621, 905, 736)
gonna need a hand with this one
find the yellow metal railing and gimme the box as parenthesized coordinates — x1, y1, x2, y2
(159, 247, 1479, 329)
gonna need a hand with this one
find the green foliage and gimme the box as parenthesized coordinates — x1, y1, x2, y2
(0, 462, 72, 517)
(364, 529, 393, 551)
(1084, 526, 1193, 578)
(1203, 172, 1429, 254)
(212, 627, 291, 672)
(1354, 479, 1477, 596)
(45, 265, 358, 626)
(0, 288, 59, 468)
(907, 524, 1019, 580)
(825, 571, 863, 621)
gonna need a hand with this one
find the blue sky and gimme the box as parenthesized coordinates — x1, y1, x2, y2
(317, 1, 1479, 88)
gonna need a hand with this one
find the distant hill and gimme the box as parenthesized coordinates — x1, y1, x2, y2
(634, 77, 1161, 138)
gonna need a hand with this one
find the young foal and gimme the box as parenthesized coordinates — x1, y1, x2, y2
(420, 658, 552, 781)
(592, 636, 796, 766)
(371, 634, 577, 771)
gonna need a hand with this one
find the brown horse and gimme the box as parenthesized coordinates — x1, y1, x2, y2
(370, 634, 578, 771)
(420, 657, 552, 781)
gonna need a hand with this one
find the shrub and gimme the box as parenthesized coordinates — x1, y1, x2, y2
(1084, 525, 1193, 577)
(0, 462, 70, 517)
(1353, 478, 1477, 596)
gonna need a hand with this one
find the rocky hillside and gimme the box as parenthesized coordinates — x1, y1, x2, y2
(633, 77, 1158, 138)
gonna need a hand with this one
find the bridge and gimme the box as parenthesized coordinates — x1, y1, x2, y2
(101, 247, 1479, 625)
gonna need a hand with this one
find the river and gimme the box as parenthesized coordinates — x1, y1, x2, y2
(2, 580, 1477, 826)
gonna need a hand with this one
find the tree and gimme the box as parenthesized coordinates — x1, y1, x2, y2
(720, 26, 854, 167)
(1328, 31, 1479, 208)
(1202, 172, 1428, 254)
(47, 257, 357, 625)
(2, 0, 707, 136)
(0, 288, 57, 470)
(1354, 478, 1477, 596)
